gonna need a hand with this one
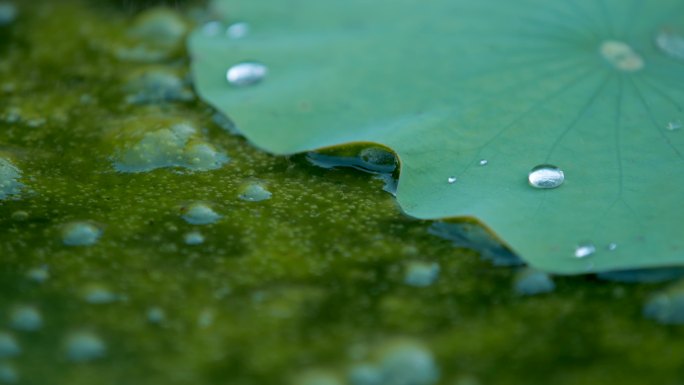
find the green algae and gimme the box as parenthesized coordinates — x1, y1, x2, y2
(1, 1, 684, 385)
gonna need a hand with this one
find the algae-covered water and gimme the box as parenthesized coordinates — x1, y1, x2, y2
(1, 1, 684, 384)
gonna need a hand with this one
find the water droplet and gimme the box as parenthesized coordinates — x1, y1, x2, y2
(478, 159, 488, 166)
(62, 221, 102, 246)
(666, 121, 682, 131)
(447, 176, 457, 184)
(10, 306, 42, 331)
(201, 20, 223, 36)
(181, 203, 221, 225)
(655, 30, 684, 61)
(226, 22, 249, 39)
(607, 242, 618, 251)
(378, 340, 440, 385)
(226, 62, 267, 87)
(574, 243, 596, 259)
(10, 210, 27, 221)
(528, 165, 564, 189)
(239, 182, 272, 202)
(0, 2, 17, 27)
(64, 332, 106, 362)
(0, 157, 23, 200)
(599, 40, 644, 71)
(184, 231, 205, 245)
(404, 261, 440, 287)
(348, 364, 383, 385)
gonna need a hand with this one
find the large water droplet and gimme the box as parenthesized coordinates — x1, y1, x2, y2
(181, 203, 221, 225)
(528, 165, 564, 189)
(226, 62, 267, 87)
(655, 30, 684, 61)
(226, 22, 249, 39)
(574, 243, 596, 259)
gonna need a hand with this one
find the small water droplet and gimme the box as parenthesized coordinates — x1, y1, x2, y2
(0, 333, 20, 358)
(226, 62, 267, 87)
(404, 261, 440, 287)
(62, 221, 102, 246)
(666, 121, 682, 131)
(181, 203, 221, 225)
(574, 243, 596, 259)
(608, 242, 618, 251)
(10, 306, 42, 332)
(479, 159, 488, 166)
(239, 182, 272, 202)
(655, 30, 684, 61)
(528, 165, 564, 189)
(447, 176, 457, 184)
(226, 22, 249, 39)
(147, 307, 166, 324)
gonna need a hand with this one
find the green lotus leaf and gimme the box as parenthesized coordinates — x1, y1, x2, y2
(189, 0, 684, 274)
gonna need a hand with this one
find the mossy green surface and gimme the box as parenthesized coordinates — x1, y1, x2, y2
(0, 1, 684, 384)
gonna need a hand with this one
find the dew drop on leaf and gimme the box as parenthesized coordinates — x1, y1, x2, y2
(599, 40, 644, 72)
(226, 62, 268, 87)
(478, 159, 488, 166)
(527, 165, 564, 189)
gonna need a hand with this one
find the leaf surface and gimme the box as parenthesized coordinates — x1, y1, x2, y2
(189, 0, 684, 273)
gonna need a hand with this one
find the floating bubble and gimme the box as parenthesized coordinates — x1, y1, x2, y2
(64, 332, 106, 362)
(514, 268, 555, 296)
(0, 158, 23, 200)
(181, 202, 221, 225)
(0, 333, 20, 358)
(62, 221, 102, 246)
(10, 306, 42, 331)
(239, 182, 272, 202)
(404, 261, 440, 287)
(184, 231, 205, 245)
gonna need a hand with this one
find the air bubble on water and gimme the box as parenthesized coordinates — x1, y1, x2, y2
(10, 306, 42, 331)
(62, 221, 102, 246)
(83, 284, 119, 304)
(655, 30, 684, 61)
(378, 340, 440, 385)
(599, 40, 644, 71)
(0, 363, 17, 384)
(348, 364, 383, 385)
(0, 2, 17, 26)
(226, 62, 268, 87)
(184, 231, 204, 245)
(404, 261, 440, 287)
(447, 176, 457, 184)
(226, 22, 249, 39)
(147, 307, 166, 324)
(514, 268, 555, 296)
(26, 265, 49, 283)
(0, 157, 23, 200)
(0, 333, 20, 358)
(528, 165, 564, 189)
(574, 243, 596, 259)
(181, 203, 221, 225)
(114, 123, 229, 173)
(64, 332, 106, 362)
(239, 182, 272, 202)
